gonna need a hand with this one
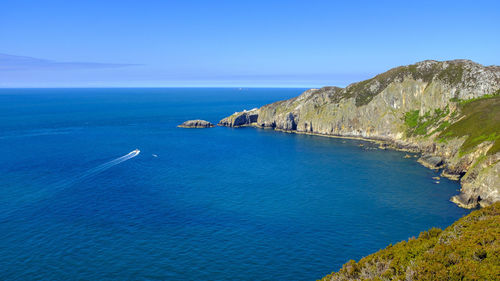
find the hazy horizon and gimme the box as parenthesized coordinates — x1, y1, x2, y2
(1, 0, 499, 88)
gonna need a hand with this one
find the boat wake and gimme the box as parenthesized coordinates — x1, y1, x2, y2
(50, 149, 141, 190)
(74, 149, 140, 182)
(51, 149, 141, 189)
(0, 149, 141, 220)
(57, 149, 140, 188)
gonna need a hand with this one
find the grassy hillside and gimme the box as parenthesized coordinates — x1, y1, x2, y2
(439, 93, 500, 156)
(401, 91, 500, 156)
(319, 202, 500, 281)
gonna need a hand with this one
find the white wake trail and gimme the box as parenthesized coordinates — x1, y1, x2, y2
(1, 149, 141, 220)
(70, 149, 141, 183)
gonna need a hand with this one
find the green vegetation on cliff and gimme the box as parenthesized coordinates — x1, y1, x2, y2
(439, 94, 500, 155)
(404, 107, 451, 137)
(401, 89, 500, 156)
(453, 88, 500, 106)
(319, 202, 500, 281)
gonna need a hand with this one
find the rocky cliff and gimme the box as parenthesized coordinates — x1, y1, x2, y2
(219, 60, 500, 208)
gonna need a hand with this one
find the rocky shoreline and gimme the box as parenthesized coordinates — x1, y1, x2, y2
(218, 60, 500, 209)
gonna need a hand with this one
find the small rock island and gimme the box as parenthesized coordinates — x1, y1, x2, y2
(178, 119, 215, 128)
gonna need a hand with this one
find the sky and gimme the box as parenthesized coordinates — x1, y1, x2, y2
(1, 0, 499, 88)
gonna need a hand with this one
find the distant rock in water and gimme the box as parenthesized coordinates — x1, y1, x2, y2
(178, 120, 215, 128)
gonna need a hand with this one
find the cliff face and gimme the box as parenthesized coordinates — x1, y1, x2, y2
(219, 60, 500, 208)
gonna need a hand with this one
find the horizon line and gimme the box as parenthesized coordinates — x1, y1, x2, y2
(0, 86, 319, 89)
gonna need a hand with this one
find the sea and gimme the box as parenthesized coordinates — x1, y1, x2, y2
(0, 88, 469, 280)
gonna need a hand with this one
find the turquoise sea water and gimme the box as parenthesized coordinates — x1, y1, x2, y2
(0, 88, 469, 280)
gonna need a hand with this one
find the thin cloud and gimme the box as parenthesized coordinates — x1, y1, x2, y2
(0, 53, 140, 71)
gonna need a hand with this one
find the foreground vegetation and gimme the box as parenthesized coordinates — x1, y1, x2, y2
(319, 202, 500, 281)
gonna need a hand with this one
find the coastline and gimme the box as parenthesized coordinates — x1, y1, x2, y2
(223, 123, 459, 178)
(218, 60, 500, 209)
(219, 121, 486, 208)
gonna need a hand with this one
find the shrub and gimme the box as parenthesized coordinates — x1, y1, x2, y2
(318, 202, 500, 281)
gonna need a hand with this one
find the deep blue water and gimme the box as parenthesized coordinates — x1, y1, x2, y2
(0, 88, 469, 281)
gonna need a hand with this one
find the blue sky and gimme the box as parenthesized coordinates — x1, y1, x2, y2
(1, 0, 499, 87)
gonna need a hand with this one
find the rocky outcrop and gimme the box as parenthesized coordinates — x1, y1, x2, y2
(218, 109, 259, 127)
(417, 155, 444, 170)
(452, 152, 500, 208)
(219, 60, 500, 208)
(178, 119, 215, 128)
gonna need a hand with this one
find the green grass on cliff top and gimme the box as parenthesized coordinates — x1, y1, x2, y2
(319, 202, 500, 281)
(439, 92, 500, 155)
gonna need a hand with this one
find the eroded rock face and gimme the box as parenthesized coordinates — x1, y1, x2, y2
(453, 153, 500, 208)
(418, 155, 444, 170)
(178, 120, 215, 128)
(219, 60, 500, 208)
(218, 109, 259, 127)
